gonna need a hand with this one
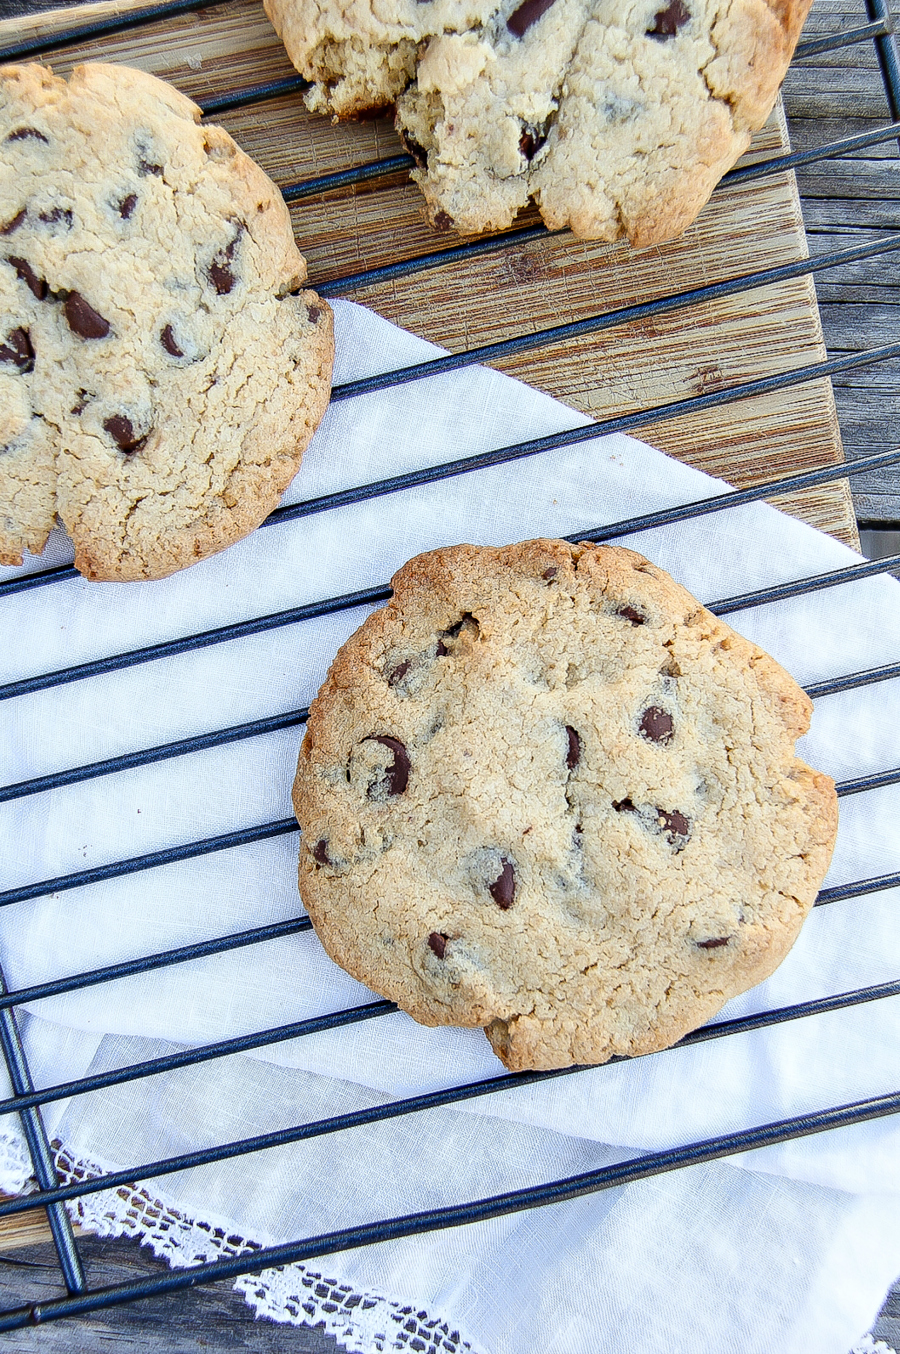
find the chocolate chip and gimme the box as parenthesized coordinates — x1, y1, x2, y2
(565, 726, 581, 770)
(160, 324, 184, 358)
(507, 0, 556, 37)
(0, 327, 34, 373)
(118, 194, 138, 220)
(647, 0, 690, 39)
(208, 224, 244, 296)
(71, 390, 90, 415)
(65, 292, 110, 339)
(432, 210, 453, 232)
(613, 798, 636, 813)
(639, 707, 674, 744)
(7, 127, 48, 143)
(398, 129, 429, 170)
(489, 859, 516, 909)
(696, 936, 730, 949)
(658, 808, 690, 843)
(387, 660, 411, 687)
(617, 606, 645, 626)
(428, 932, 448, 958)
(364, 735, 410, 796)
(103, 414, 148, 454)
(7, 256, 47, 300)
(437, 613, 477, 656)
(312, 838, 331, 867)
(307, 305, 321, 324)
(519, 127, 547, 161)
(138, 156, 164, 177)
(0, 209, 26, 237)
(542, 566, 558, 580)
(37, 207, 73, 228)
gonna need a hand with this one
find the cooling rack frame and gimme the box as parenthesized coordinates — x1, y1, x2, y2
(0, 0, 899, 1337)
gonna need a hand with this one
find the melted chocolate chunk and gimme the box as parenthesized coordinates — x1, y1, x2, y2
(519, 127, 547, 161)
(208, 224, 244, 296)
(312, 838, 331, 867)
(0, 327, 34, 373)
(489, 859, 516, 909)
(399, 129, 429, 170)
(387, 659, 411, 687)
(696, 936, 730, 949)
(7, 256, 47, 300)
(65, 292, 111, 339)
(565, 726, 581, 770)
(507, 0, 556, 36)
(307, 305, 321, 324)
(613, 798, 636, 813)
(617, 606, 645, 626)
(647, 0, 690, 38)
(428, 932, 448, 958)
(7, 127, 48, 143)
(432, 210, 453, 232)
(103, 414, 148, 454)
(160, 324, 184, 358)
(658, 808, 690, 843)
(0, 209, 26, 237)
(640, 706, 674, 745)
(118, 194, 138, 220)
(542, 565, 558, 580)
(38, 207, 73, 228)
(364, 735, 410, 796)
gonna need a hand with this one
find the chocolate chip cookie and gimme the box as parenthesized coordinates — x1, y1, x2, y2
(292, 540, 837, 1072)
(264, 0, 811, 243)
(0, 62, 333, 581)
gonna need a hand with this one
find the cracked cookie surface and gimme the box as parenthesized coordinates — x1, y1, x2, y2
(293, 540, 837, 1072)
(0, 62, 333, 581)
(265, 0, 811, 243)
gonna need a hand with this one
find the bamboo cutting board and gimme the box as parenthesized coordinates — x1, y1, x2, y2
(0, 0, 858, 1257)
(2, 0, 858, 550)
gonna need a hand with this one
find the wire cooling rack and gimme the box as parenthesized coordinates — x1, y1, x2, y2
(0, 0, 900, 1333)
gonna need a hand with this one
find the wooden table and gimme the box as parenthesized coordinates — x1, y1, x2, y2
(0, 0, 898, 1348)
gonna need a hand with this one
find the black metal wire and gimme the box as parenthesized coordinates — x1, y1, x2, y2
(1, 978, 898, 1216)
(2, 649, 898, 809)
(0, 817, 299, 909)
(0, 964, 85, 1295)
(4, 531, 898, 713)
(5, 364, 899, 603)
(0, 917, 313, 1014)
(0, 707, 309, 803)
(1, 1087, 899, 1333)
(324, 239, 900, 385)
(0, 0, 218, 62)
(0, 1, 898, 1325)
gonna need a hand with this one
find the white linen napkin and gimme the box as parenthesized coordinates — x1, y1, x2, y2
(1, 298, 899, 1353)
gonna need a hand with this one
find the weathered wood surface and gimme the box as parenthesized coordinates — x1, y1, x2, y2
(781, 0, 900, 522)
(0, 0, 899, 1348)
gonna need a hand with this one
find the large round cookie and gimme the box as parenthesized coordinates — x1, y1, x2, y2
(0, 63, 333, 581)
(293, 540, 838, 1072)
(264, 0, 811, 243)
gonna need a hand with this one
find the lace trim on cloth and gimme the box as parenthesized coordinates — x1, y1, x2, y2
(0, 1126, 478, 1354)
(0, 1129, 894, 1354)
